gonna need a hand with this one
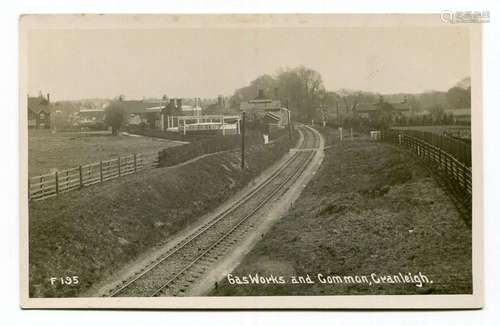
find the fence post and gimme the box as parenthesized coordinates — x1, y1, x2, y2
(28, 178, 31, 201)
(451, 159, 455, 182)
(100, 161, 103, 183)
(444, 154, 448, 176)
(118, 157, 121, 176)
(438, 148, 442, 170)
(79, 165, 83, 188)
(461, 165, 467, 190)
(55, 171, 59, 195)
(134, 154, 137, 172)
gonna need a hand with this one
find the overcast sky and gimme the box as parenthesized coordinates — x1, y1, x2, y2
(28, 27, 470, 101)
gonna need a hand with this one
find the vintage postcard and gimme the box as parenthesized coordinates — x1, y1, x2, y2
(20, 14, 483, 309)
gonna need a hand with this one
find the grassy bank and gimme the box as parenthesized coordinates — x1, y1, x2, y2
(158, 133, 261, 167)
(211, 128, 472, 296)
(29, 133, 296, 297)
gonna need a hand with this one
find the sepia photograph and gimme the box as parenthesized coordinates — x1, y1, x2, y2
(19, 14, 483, 309)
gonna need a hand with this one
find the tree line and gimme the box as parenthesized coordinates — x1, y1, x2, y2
(229, 65, 471, 128)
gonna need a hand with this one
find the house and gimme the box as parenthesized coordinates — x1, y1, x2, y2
(119, 97, 199, 130)
(27, 93, 52, 129)
(355, 98, 411, 121)
(240, 90, 281, 115)
(355, 103, 378, 119)
(239, 89, 288, 128)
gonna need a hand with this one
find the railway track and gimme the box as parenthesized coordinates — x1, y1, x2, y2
(300, 124, 320, 149)
(106, 125, 320, 297)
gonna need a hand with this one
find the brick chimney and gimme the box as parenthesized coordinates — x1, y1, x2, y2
(47, 93, 50, 103)
(177, 98, 182, 110)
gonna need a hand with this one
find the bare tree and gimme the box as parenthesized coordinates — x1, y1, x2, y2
(277, 66, 324, 122)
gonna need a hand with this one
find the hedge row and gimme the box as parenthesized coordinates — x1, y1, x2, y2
(158, 127, 298, 167)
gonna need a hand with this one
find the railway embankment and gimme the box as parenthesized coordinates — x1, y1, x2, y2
(96, 125, 322, 297)
(211, 127, 472, 296)
(29, 131, 297, 297)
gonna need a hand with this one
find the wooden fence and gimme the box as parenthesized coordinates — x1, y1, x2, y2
(29, 153, 160, 201)
(391, 129, 471, 167)
(382, 130, 471, 196)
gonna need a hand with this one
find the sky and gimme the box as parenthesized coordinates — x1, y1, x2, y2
(28, 26, 470, 101)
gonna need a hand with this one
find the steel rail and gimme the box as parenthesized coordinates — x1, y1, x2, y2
(108, 152, 300, 297)
(151, 150, 316, 297)
(109, 126, 315, 297)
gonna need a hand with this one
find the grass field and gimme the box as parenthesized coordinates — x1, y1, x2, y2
(28, 129, 182, 176)
(211, 128, 471, 296)
(28, 133, 296, 297)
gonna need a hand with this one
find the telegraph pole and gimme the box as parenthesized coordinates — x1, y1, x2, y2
(286, 100, 292, 141)
(241, 111, 246, 169)
(286, 100, 292, 151)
